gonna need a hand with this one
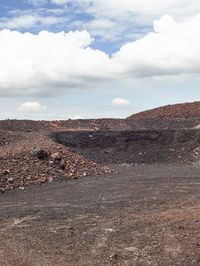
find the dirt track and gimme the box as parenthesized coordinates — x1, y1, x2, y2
(1, 164, 200, 265)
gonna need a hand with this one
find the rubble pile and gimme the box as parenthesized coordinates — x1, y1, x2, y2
(128, 101, 200, 120)
(0, 130, 110, 192)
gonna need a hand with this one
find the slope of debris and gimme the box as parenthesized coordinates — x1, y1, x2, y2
(55, 129, 200, 165)
(0, 128, 110, 192)
(128, 101, 200, 120)
(2, 108, 200, 193)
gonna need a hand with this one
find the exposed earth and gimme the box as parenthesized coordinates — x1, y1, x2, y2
(1, 101, 200, 265)
(128, 101, 200, 120)
(1, 164, 200, 265)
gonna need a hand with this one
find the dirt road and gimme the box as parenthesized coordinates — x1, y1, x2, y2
(1, 164, 200, 265)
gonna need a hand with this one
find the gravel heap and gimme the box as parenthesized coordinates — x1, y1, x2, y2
(0, 130, 110, 192)
(128, 101, 200, 120)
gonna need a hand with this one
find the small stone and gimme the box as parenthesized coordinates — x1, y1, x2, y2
(47, 176, 53, 182)
(30, 148, 48, 159)
(50, 152, 62, 161)
(7, 177, 14, 183)
(3, 169, 10, 175)
(108, 253, 118, 261)
(60, 159, 66, 169)
(48, 160, 54, 166)
(39, 176, 47, 183)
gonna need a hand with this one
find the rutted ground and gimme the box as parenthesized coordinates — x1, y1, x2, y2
(1, 164, 200, 265)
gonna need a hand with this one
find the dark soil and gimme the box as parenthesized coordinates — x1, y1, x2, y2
(55, 129, 200, 164)
(1, 164, 200, 266)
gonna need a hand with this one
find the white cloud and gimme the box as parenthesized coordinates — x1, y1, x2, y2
(0, 15, 66, 29)
(1, 14, 200, 97)
(72, 115, 85, 119)
(58, 0, 200, 20)
(0, 29, 112, 97)
(112, 98, 130, 106)
(51, 0, 69, 4)
(113, 14, 200, 77)
(79, 17, 129, 42)
(58, 113, 85, 120)
(27, 0, 48, 5)
(51, 0, 200, 42)
(18, 101, 47, 112)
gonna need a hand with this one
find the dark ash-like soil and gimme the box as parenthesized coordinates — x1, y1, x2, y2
(1, 164, 200, 266)
(55, 129, 200, 164)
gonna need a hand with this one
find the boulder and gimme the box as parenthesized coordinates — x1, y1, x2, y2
(30, 148, 48, 159)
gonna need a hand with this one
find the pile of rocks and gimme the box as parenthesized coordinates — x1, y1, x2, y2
(0, 130, 110, 192)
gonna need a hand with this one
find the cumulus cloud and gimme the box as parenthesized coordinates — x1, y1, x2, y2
(18, 101, 47, 112)
(1, 14, 200, 97)
(113, 14, 200, 77)
(0, 29, 112, 97)
(112, 98, 130, 106)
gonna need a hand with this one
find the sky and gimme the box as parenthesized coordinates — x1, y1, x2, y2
(1, 0, 200, 119)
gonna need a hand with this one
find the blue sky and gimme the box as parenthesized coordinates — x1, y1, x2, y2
(0, 0, 200, 119)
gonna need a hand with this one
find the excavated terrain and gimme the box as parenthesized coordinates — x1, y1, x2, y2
(1, 103, 200, 265)
(55, 129, 200, 164)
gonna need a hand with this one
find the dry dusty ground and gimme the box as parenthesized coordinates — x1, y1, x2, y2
(1, 164, 200, 265)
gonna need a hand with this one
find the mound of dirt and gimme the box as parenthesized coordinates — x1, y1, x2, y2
(0, 130, 110, 192)
(128, 101, 200, 120)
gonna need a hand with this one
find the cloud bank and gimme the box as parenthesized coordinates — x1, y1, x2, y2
(0, 29, 111, 96)
(1, 14, 200, 97)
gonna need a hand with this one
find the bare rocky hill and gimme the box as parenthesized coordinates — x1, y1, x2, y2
(128, 101, 200, 120)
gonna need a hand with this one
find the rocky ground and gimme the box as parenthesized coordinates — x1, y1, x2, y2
(2, 109, 200, 192)
(0, 125, 110, 192)
(2, 102, 200, 264)
(128, 101, 200, 120)
(1, 164, 200, 266)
